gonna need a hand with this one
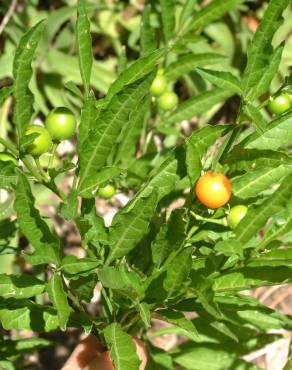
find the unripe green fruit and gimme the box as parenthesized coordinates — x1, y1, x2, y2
(150, 76, 167, 96)
(45, 107, 77, 141)
(25, 126, 52, 157)
(267, 94, 291, 115)
(227, 205, 248, 229)
(0, 153, 17, 165)
(158, 91, 178, 111)
(98, 184, 116, 199)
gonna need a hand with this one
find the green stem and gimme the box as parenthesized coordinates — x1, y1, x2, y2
(191, 211, 227, 226)
(35, 157, 50, 182)
(22, 157, 44, 183)
(0, 137, 18, 157)
(48, 142, 58, 170)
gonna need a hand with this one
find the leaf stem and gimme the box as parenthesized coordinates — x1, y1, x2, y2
(48, 142, 58, 170)
(35, 157, 50, 182)
(191, 211, 227, 226)
(0, 137, 18, 157)
(22, 156, 44, 183)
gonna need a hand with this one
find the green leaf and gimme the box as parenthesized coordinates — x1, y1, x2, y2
(197, 69, 242, 95)
(106, 190, 157, 264)
(114, 97, 150, 166)
(77, 93, 97, 154)
(248, 248, 292, 267)
(235, 174, 292, 244)
(0, 163, 17, 189)
(174, 346, 260, 370)
(61, 255, 99, 276)
(140, 4, 157, 55)
(105, 49, 164, 101)
(159, 0, 175, 42)
(155, 310, 198, 341)
(232, 165, 292, 199)
(248, 43, 284, 100)
(184, 0, 245, 33)
(224, 147, 292, 173)
(14, 173, 61, 265)
(213, 267, 292, 292)
(47, 273, 71, 331)
(78, 73, 154, 192)
(245, 110, 292, 151)
(79, 166, 125, 199)
(242, 0, 290, 98)
(77, 0, 93, 94)
(103, 323, 141, 370)
(138, 302, 151, 329)
(168, 88, 233, 124)
(165, 53, 226, 81)
(186, 125, 229, 184)
(0, 337, 52, 357)
(0, 86, 14, 107)
(13, 20, 45, 137)
(179, 0, 198, 26)
(0, 274, 45, 299)
(98, 266, 144, 298)
(152, 209, 187, 268)
(59, 189, 79, 220)
(164, 248, 192, 299)
(0, 298, 59, 332)
(243, 104, 268, 134)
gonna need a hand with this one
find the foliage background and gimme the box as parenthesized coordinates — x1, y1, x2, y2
(0, 0, 292, 369)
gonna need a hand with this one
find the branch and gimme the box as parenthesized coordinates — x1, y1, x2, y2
(0, 0, 17, 37)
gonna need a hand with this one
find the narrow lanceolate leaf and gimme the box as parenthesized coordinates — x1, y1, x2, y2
(232, 165, 292, 199)
(14, 173, 61, 265)
(47, 273, 71, 331)
(13, 20, 45, 137)
(155, 310, 198, 341)
(106, 190, 157, 264)
(105, 49, 164, 101)
(77, 93, 98, 154)
(245, 110, 292, 151)
(114, 97, 150, 166)
(257, 214, 292, 250)
(164, 248, 192, 299)
(0, 299, 59, 332)
(140, 4, 157, 55)
(168, 88, 233, 124)
(165, 53, 226, 81)
(179, 0, 197, 26)
(235, 174, 292, 244)
(197, 69, 242, 95)
(0, 274, 45, 299)
(61, 255, 99, 276)
(184, 0, 245, 33)
(249, 43, 284, 100)
(242, 0, 290, 98)
(77, 0, 93, 94)
(224, 147, 292, 173)
(186, 125, 229, 184)
(243, 104, 267, 134)
(159, 0, 175, 42)
(78, 73, 154, 192)
(0, 86, 14, 106)
(103, 324, 141, 370)
(128, 149, 182, 210)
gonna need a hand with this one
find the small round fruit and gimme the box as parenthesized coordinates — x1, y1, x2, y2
(98, 184, 116, 199)
(227, 205, 247, 229)
(158, 91, 178, 110)
(25, 126, 52, 157)
(267, 93, 291, 115)
(0, 153, 17, 165)
(150, 76, 167, 96)
(45, 107, 77, 141)
(195, 172, 232, 209)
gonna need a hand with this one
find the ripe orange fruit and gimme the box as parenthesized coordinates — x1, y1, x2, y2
(195, 172, 232, 208)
